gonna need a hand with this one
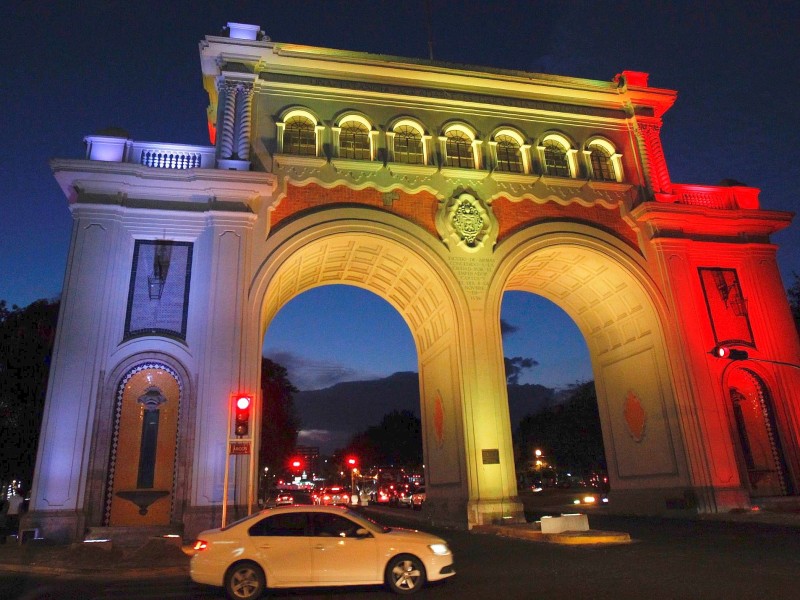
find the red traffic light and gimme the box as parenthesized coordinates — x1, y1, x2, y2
(711, 346, 749, 361)
(233, 394, 252, 437)
(290, 458, 303, 471)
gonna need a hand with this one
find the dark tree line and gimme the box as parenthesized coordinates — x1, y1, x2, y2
(259, 357, 300, 478)
(0, 299, 60, 491)
(514, 380, 606, 475)
(340, 409, 422, 469)
(789, 273, 800, 336)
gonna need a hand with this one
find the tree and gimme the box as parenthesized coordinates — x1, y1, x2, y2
(504, 356, 539, 385)
(0, 299, 60, 491)
(788, 272, 800, 336)
(341, 409, 422, 469)
(259, 357, 300, 490)
(514, 381, 605, 477)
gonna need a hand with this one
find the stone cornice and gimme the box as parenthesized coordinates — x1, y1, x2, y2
(627, 202, 793, 243)
(50, 159, 275, 211)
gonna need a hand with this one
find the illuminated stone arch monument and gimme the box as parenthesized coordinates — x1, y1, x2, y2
(27, 23, 800, 541)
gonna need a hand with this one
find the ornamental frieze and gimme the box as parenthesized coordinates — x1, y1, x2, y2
(258, 72, 627, 119)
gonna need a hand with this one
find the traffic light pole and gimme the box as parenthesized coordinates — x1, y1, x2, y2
(222, 397, 233, 528)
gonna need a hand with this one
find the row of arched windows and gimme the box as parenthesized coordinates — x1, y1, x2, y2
(274, 109, 624, 182)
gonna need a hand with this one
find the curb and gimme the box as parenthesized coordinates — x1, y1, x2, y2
(471, 524, 632, 545)
(0, 562, 188, 579)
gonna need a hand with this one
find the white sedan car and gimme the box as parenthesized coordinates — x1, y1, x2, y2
(190, 505, 455, 599)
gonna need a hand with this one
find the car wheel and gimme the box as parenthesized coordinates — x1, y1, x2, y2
(385, 554, 426, 595)
(225, 561, 266, 600)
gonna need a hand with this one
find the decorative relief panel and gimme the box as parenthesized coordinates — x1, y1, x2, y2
(623, 390, 646, 442)
(436, 192, 496, 252)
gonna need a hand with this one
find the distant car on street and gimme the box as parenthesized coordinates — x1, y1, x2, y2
(190, 505, 455, 598)
(411, 487, 425, 510)
(315, 486, 348, 506)
(278, 490, 314, 506)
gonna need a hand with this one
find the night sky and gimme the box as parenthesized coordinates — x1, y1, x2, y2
(4, 1, 798, 398)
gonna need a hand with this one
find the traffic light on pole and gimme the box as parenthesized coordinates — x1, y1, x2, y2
(711, 345, 749, 361)
(347, 456, 358, 470)
(234, 394, 252, 437)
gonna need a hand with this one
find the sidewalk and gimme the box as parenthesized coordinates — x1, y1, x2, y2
(0, 535, 190, 579)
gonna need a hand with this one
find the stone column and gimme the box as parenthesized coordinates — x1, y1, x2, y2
(235, 84, 254, 161)
(218, 81, 238, 160)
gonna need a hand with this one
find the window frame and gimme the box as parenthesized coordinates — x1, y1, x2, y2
(333, 114, 376, 161)
(276, 109, 323, 157)
(389, 120, 427, 165)
(584, 137, 624, 182)
(441, 124, 480, 169)
(490, 129, 530, 174)
(538, 133, 577, 178)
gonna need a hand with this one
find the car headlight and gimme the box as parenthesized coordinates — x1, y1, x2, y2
(429, 543, 450, 556)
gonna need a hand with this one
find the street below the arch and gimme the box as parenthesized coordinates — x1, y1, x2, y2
(2, 503, 800, 600)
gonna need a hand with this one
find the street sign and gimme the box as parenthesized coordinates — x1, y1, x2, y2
(229, 441, 251, 455)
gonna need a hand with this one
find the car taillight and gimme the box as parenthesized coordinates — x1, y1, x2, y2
(193, 540, 208, 551)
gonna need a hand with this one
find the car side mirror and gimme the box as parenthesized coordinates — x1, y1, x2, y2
(355, 527, 372, 538)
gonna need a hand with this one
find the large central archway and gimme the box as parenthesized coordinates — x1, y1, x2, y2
(249, 207, 476, 524)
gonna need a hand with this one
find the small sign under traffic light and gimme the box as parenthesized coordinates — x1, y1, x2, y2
(229, 441, 251, 455)
(234, 394, 252, 437)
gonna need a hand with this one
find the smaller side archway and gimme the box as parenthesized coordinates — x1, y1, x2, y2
(724, 366, 796, 498)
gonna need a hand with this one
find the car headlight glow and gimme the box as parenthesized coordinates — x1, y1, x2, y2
(429, 543, 449, 556)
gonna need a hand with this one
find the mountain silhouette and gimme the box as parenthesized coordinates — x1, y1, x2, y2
(295, 372, 556, 437)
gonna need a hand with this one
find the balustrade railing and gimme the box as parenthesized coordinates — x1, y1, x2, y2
(84, 135, 217, 169)
(671, 183, 759, 210)
(128, 141, 216, 169)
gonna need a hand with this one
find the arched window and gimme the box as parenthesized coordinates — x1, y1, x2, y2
(585, 138, 623, 182)
(494, 133, 523, 173)
(590, 146, 615, 181)
(445, 129, 474, 169)
(543, 140, 570, 177)
(393, 124, 424, 164)
(339, 120, 370, 160)
(283, 115, 316, 156)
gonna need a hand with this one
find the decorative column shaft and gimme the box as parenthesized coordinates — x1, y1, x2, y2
(636, 119, 672, 195)
(219, 81, 238, 159)
(235, 85, 253, 161)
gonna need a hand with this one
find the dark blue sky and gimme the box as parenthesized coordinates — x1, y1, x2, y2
(4, 1, 798, 391)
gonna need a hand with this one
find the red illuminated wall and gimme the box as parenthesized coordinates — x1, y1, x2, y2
(270, 184, 439, 238)
(270, 184, 641, 251)
(493, 196, 639, 248)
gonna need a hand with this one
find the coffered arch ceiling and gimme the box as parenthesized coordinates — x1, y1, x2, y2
(260, 232, 456, 359)
(503, 244, 659, 358)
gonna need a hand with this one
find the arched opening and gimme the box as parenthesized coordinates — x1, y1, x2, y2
(496, 228, 686, 513)
(501, 292, 606, 504)
(262, 284, 422, 498)
(727, 368, 794, 498)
